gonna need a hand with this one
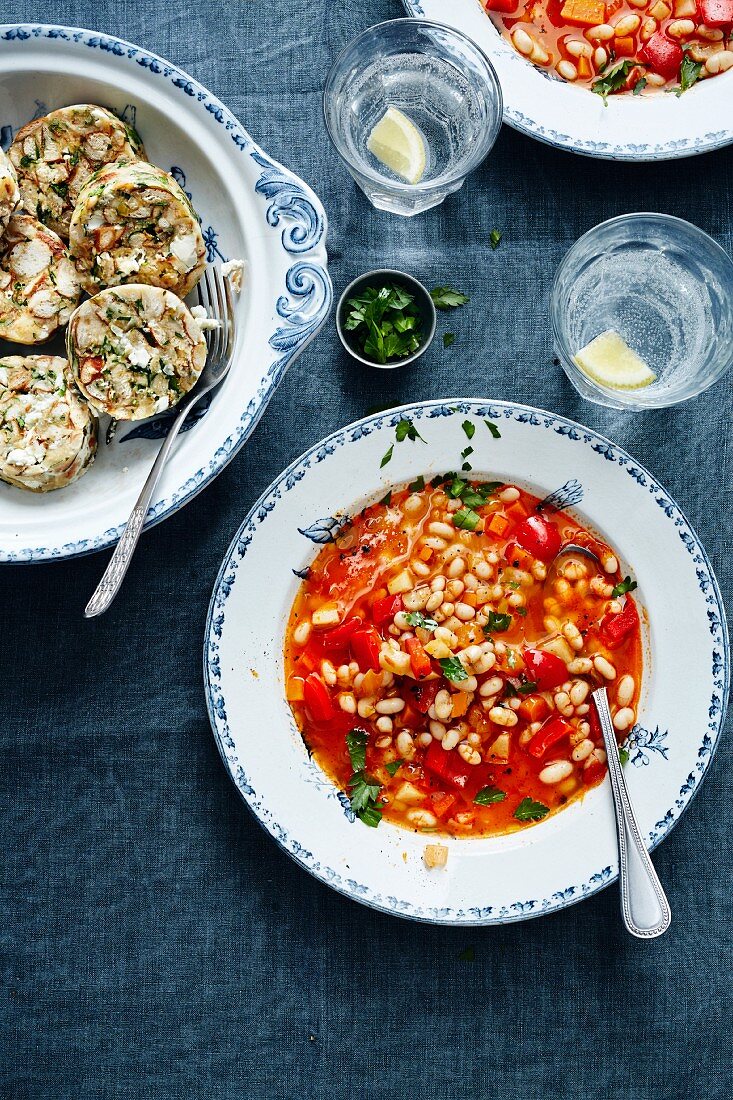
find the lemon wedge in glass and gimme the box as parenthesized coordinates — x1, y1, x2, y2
(366, 107, 427, 185)
(572, 329, 657, 390)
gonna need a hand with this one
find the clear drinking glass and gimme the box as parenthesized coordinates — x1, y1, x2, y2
(551, 213, 733, 410)
(323, 19, 503, 216)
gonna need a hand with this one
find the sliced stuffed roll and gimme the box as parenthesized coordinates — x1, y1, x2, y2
(0, 214, 81, 344)
(8, 103, 144, 239)
(68, 160, 206, 298)
(66, 284, 207, 421)
(0, 148, 20, 230)
(0, 354, 97, 492)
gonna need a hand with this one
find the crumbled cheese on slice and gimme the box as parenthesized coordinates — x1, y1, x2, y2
(190, 303, 221, 331)
(119, 335, 152, 369)
(7, 447, 38, 467)
(169, 232, 199, 271)
(222, 258, 245, 293)
(116, 249, 146, 277)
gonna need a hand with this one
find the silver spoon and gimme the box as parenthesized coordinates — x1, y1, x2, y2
(546, 545, 671, 937)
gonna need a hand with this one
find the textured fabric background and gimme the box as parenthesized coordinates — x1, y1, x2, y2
(1, 2, 732, 1098)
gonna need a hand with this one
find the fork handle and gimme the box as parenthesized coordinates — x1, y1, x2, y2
(84, 402, 192, 618)
(592, 688, 672, 939)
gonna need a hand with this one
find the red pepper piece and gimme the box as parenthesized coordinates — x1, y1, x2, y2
(583, 758, 607, 786)
(639, 32, 683, 79)
(698, 0, 733, 26)
(405, 636, 432, 680)
(350, 627, 382, 672)
(411, 679, 441, 714)
(527, 715, 574, 759)
(425, 741, 473, 790)
(431, 791, 458, 819)
(515, 515, 562, 562)
(302, 673, 335, 723)
(484, 0, 520, 10)
(321, 615, 361, 650)
(599, 598, 639, 650)
(523, 647, 568, 691)
(372, 594, 402, 627)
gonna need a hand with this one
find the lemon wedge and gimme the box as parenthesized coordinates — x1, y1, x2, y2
(572, 329, 657, 390)
(366, 107, 427, 185)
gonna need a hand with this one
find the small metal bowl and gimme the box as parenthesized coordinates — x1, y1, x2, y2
(336, 269, 437, 369)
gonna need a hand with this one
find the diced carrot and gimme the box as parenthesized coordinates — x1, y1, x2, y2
(560, 0, 606, 24)
(298, 651, 317, 673)
(487, 513, 511, 537)
(606, 0, 622, 13)
(518, 694, 550, 724)
(287, 675, 305, 702)
(577, 54, 592, 78)
(614, 35, 635, 55)
(507, 501, 529, 520)
(461, 591, 478, 609)
(431, 792, 458, 819)
(451, 693, 470, 718)
(418, 545, 433, 562)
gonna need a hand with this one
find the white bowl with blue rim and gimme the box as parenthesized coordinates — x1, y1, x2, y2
(402, 0, 733, 161)
(0, 24, 331, 563)
(204, 399, 728, 925)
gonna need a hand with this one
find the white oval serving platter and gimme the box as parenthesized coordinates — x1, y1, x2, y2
(0, 24, 331, 561)
(204, 399, 728, 925)
(403, 0, 733, 161)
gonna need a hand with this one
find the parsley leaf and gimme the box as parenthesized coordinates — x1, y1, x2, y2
(344, 283, 422, 364)
(454, 506, 481, 531)
(612, 576, 638, 598)
(461, 446, 473, 459)
(346, 728, 369, 772)
(439, 657, 469, 683)
(619, 746, 630, 767)
(395, 417, 426, 444)
(349, 771, 382, 826)
(404, 611, 438, 631)
(443, 332, 455, 348)
(380, 444, 393, 468)
(431, 286, 470, 310)
(462, 420, 476, 440)
(514, 797, 550, 822)
(632, 76, 647, 96)
(679, 55, 703, 93)
(379, 490, 392, 506)
(484, 611, 512, 634)
(517, 681, 538, 694)
(385, 759, 403, 777)
(408, 475, 425, 492)
(592, 59, 635, 105)
(489, 229, 502, 250)
(485, 420, 501, 439)
(474, 785, 506, 806)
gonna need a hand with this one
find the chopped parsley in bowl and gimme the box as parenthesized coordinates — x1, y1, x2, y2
(336, 269, 436, 368)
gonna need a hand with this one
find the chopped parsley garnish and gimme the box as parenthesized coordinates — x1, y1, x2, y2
(346, 728, 369, 773)
(443, 332, 455, 348)
(380, 445, 393, 468)
(679, 55, 703, 94)
(343, 283, 422, 364)
(430, 286, 470, 310)
(408, 475, 425, 492)
(462, 461, 472, 472)
(439, 657, 469, 683)
(474, 785, 506, 806)
(484, 611, 512, 634)
(379, 490, 392, 506)
(514, 797, 550, 822)
(395, 417, 425, 444)
(619, 746, 630, 767)
(404, 611, 438, 631)
(385, 759, 403, 777)
(612, 576, 638, 598)
(484, 420, 501, 439)
(453, 506, 480, 531)
(632, 77, 647, 96)
(461, 446, 473, 460)
(462, 420, 476, 440)
(348, 771, 382, 827)
(517, 681, 538, 694)
(489, 229, 502, 250)
(592, 59, 635, 105)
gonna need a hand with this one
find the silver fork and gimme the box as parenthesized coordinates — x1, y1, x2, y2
(84, 266, 236, 618)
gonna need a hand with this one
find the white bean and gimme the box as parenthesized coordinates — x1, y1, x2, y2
(338, 693, 356, 715)
(428, 521, 455, 540)
(594, 655, 617, 681)
(480, 676, 504, 697)
(442, 728, 460, 751)
(488, 706, 518, 728)
(395, 730, 416, 759)
(455, 602, 476, 621)
(512, 26, 534, 55)
(613, 707, 635, 732)
(375, 716, 393, 734)
(571, 738, 595, 762)
(613, 12, 641, 34)
(406, 808, 437, 828)
(587, 23, 615, 40)
(292, 619, 311, 646)
(539, 760, 574, 785)
(375, 697, 405, 715)
(616, 674, 635, 707)
(569, 680, 590, 707)
(557, 59, 578, 80)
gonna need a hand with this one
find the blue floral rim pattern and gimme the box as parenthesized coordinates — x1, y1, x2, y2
(401, 1, 733, 161)
(0, 24, 332, 562)
(203, 399, 730, 926)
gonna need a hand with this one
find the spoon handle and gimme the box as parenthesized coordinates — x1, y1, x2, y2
(592, 688, 672, 939)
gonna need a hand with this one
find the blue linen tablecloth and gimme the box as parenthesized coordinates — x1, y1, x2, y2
(1, 2, 731, 1097)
